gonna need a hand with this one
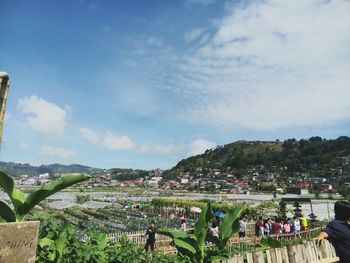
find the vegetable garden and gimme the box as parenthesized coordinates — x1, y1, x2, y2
(0, 171, 332, 263)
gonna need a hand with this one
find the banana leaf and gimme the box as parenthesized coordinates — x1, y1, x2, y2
(0, 200, 16, 222)
(18, 174, 90, 217)
(0, 171, 26, 211)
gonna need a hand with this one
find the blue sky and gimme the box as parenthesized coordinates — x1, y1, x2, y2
(1, 0, 349, 169)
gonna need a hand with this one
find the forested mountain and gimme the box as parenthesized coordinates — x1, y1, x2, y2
(165, 136, 350, 178)
(0, 162, 102, 177)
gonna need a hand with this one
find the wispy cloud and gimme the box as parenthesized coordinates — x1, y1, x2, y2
(18, 96, 70, 141)
(40, 145, 75, 159)
(102, 131, 135, 151)
(139, 144, 182, 154)
(78, 127, 135, 151)
(171, 0, 350, 131)
(189, 139, 217, 156)
(147, 37, 163, 47)
(184, 27, 205, 42)
(78, 127, 99, 144)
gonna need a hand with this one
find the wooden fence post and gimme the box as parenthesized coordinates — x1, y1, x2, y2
(252, 251, 265, 263)
(287, 245, 297, 263)
(246, 253, 253, 263)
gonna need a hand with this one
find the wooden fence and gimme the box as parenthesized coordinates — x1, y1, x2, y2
(220, 239, 339, 263)
(80, 225, 320, 250)
(78, 226, 341, 262)
(80, 223, 254, 244)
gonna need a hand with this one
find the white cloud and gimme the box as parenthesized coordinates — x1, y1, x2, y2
(18, 96, 69, 140)
(139, 144, 182, 154)
(40, 145, 75, 159)
(18, 142, 29, 150)
(189, 139, 217, 156)
(102, 131, 135, 151)
(78, 127, 135, 151)
(171, 0, 350, 131)
(184, 27, 205, 42)
(78, 127, 100, 144)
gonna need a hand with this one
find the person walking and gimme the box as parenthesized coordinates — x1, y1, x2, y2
(180, 209, 187, 230)
(257, 217, 265, 236)
(293, 217, 301, 237)
(299, 214, 308, 231)
(239, 216, 247, 238)
(272, 218, 282, 235)
(144, 221, 156, 252)
(283, 220, 291, 234)
(315, 201, 350, 263)
(264, 218, 271, 236)
(209, 219, 219, 238)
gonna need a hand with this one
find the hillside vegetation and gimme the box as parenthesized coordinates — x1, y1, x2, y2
(0, 162, 102, 177)
(165, 136, 350, 178)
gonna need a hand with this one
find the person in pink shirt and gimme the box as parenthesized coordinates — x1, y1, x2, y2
(283, 221, 291, 233)
(257, 217, 265, 236)
(180, 209, 186, 230)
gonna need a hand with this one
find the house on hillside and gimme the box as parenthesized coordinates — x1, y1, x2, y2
(144, 176, 162, 188)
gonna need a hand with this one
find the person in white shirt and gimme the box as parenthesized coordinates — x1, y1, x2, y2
(209, 219, 219, 237)
(293, 217, 301, 237)
(239, 217, 247, 238)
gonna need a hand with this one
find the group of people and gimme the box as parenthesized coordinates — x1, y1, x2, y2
(254, 216, 308, 236)
(143, 201, 350, 263)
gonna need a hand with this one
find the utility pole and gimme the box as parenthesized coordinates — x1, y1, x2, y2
(0, 72, 10, 147)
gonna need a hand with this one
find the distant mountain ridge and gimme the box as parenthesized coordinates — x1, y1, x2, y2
(0, 162, 102, 177)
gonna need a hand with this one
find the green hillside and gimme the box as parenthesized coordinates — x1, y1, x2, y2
(0, 162, 102, 177)
(165, 136, 350, 178)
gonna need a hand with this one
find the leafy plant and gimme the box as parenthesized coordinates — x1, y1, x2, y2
(0, 171, 90, 222)
(36, 214, 187, 263)
(260, 236, 282, 248)
(158, 203, 244, 263)
(38, 221, 73, 262)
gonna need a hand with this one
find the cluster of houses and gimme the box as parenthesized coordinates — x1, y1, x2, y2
(136, 155, 350, 195)
(12, 156, 350, 196)
(14, 173, 51, 186)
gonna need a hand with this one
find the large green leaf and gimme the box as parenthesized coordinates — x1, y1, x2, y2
(39, 237, 55, 248)
(0, 171, 25, 211)
(38, 237, 56, 261)
(18, 174, 90, 217)
(194, 203, 213, 249)
(173, 237, 197, 254)
(0, 200, 16, 222)
(219, 207, 243, 241)
(231, 218, 240, 233)
(95, 233, 108, 250)
(157, 228, 190, 239)
(55, 231, 67, 258)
